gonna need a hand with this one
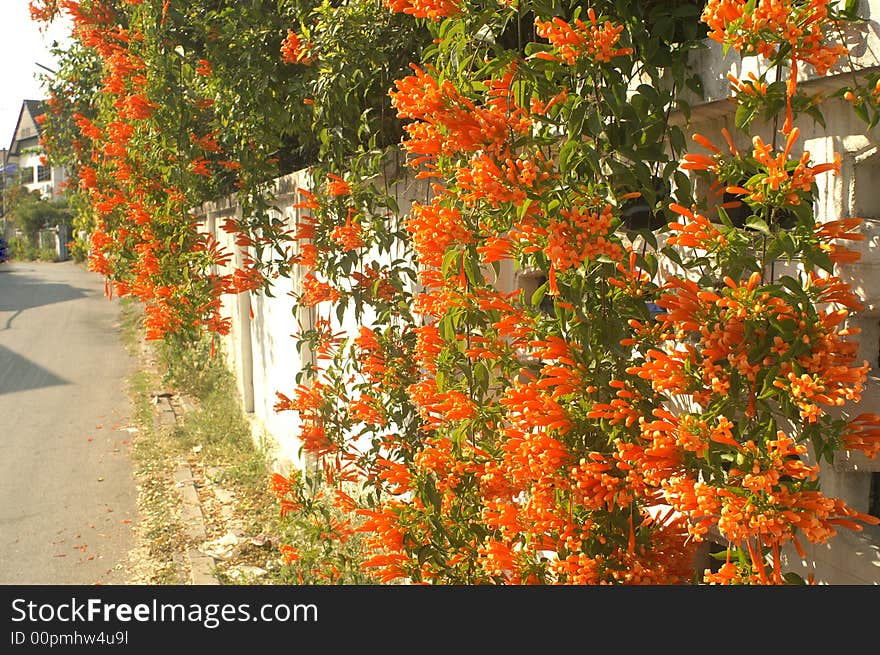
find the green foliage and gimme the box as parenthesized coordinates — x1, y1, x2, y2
(6, 236, 57, 262)
(67, 234, 90, 263)
(272, 471, 379, 585)
(9, 193, 68, 243)
(156, 333, 228, 401)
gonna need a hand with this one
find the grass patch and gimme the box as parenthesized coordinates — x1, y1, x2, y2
(128, 367, 188, 584)
(118, 297, 144, 351)
(120, 300, 289, 583)
(116, 298, 189, 583)
(120, 297, 375, 585)
(160, 337, 257, 465)
(156, 335, 281, 541)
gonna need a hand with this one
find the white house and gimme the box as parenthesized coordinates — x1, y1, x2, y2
(6, 99, 67, 200)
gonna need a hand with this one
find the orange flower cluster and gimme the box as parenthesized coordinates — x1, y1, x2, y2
(354, 327, 387, 385)
(702, 0, 848, 74)
(666, 204, 728, 251)
(702, 0, 848, 132)
(275, 381, 335, 457)
(34, 0, 279, 343)
(391, 65, 531, 170)
(330, 212, 364, 251)
(615, 265, 880, 575)
(534, 9, 633, 65)
(326, 173, 351, 197)
(28, 0, 60, 22)
(544, 203, 624, 274)
(746, 128, 841, 205)
(301, 274, 341, 306)
(630, 271, 869, 416)
(407, 199, 472, 269)
(456, 153, 551, 208)
(280, 30, 315, 65)
(665, 430, 876, 585)
(842, 414, 880, 458)
(382, 0, 461, 21)
(682, 128, 841, 212)
(727, 72, 768, 97)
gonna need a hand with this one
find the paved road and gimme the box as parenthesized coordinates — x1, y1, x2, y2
(0, 261, 137, 584)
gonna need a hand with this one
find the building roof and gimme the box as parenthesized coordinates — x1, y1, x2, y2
(8, 99, 47, 155)
(24, 100, 47, 126)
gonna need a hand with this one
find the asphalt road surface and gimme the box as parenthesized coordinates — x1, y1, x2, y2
(0, 260, 137, 584)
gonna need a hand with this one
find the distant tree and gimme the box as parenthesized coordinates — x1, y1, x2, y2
(8, 187, 68, 246)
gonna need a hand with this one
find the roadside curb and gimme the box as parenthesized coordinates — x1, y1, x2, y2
(152, 390, 220, 585)
(173, 462, 220, 585)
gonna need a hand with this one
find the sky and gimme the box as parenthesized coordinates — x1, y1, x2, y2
(0, 1, 72, 150)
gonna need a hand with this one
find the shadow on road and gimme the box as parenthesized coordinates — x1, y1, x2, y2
(0, 344, 70, 396)
(0, 265, 93, 330)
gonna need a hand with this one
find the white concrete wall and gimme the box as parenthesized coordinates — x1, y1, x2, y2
(196, 164, 431, 474)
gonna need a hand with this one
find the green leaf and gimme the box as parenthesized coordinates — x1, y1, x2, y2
(805, 104, 826, 129)
(685, 75, 704, 99)
(568, 101, 587, 138)
(439, 315, 455, 341)
(559, 140, 577, 172)
(636, 84, 659, 107)
(735, 103, 759, 129)
(441, 249, 460, 277)
(463, 252, 482, 286)
(744, 216, 770, 235)
(517, 197, 534, 221)
(765, 236, 784, 261)
(416, 545, 434, 566)
(424, 477, 441, 512)
(531, 281, 548, 308)
(669, 125, 686, 155)
(716, 205, 734, 228)
(778, 275, 809, 303)
(811, 248, 835, 273)
(783, 572, 807, 585)
(673, 170, 692, 202)
(473, 362, 490, 393)
(661, 245, 683, 268)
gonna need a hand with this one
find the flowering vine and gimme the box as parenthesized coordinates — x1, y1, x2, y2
(275, 0, 880, 585)
(34, 0, 880, 585)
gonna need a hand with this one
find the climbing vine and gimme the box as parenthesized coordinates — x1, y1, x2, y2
(34, 0, 880, 584)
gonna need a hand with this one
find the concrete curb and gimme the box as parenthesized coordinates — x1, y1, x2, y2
(151, 390, 220, 585)
(173, 463, 219, 585)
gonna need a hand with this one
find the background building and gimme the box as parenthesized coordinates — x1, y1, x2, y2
(6, 99, 66, 199)
(4, 99, 69, 259)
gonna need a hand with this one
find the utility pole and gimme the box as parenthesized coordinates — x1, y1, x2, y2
(1, 147, 7, 239)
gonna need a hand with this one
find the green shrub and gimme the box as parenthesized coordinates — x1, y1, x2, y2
(5, 237, 57, 262)
(68, 237, 89, 263)
(37, 247, 58, 262)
